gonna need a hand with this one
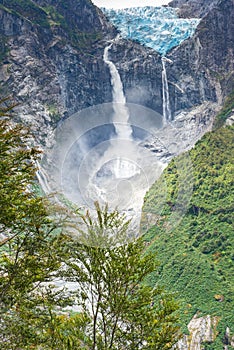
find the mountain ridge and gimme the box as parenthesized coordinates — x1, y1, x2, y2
(169, 0, 220, 18)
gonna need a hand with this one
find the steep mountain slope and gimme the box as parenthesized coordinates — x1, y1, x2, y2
(0, 0, 232, 147)
(167, 0, 234, 113)
(169, 0, 220, 18)
(142, 120, 234, 349)
(0, 0, 116, 144)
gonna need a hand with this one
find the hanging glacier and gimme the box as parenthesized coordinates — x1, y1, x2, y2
(102, 6, 200, 55)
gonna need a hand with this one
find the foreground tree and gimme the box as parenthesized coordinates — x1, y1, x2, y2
(0, 97, 73, 349)
(0, 97, 181, 349)
(64, 203, 181, 350)
(0, 97, 45, 241)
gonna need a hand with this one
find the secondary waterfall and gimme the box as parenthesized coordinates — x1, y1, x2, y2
(162, 56, 172, 123)
(36, 160, 51, 194)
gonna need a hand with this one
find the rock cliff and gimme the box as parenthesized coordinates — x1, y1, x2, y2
(167, 0, 233, 113)
(104, 0, 233, 161)
(169, 0, 220, 18)
(174, 315, 220, 350)
(0, 0, 233, 146)
(0, 0, 116, 144)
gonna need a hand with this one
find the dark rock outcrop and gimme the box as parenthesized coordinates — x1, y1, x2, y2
(169, 0, 220, 18)
(109, 38, 163, 114)
(166, 0, 234, 115)
(109, 0, 233, 121)
(0, 0, 118, 143)
(0, 0, 233, 144)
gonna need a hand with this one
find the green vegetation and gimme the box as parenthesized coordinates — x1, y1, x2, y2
(142, 125, 234, 348)
(0, 0, 103, 52)
(0, 99, 45, 232)
(0, 98, 180, 349)
(63, 203, 180, 349)
(0, 0, 50, 27)
(43, 5, 67, 27)
(46, 103, 61, 126)
(213, 90, 234, 129)
(0, 97, 72, 349)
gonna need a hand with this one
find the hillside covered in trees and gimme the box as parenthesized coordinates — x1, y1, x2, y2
(142, 106, 234, 348)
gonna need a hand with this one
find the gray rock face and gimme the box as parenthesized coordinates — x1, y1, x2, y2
(108, 39, 163, 115)
(0, 0, 233, 146)
(0, 0, 117, 144)
(167, 0, 234, 116)
(169, 0, 220, 18)
(142, 101, 219, 165)
(174, 314, 220, 350)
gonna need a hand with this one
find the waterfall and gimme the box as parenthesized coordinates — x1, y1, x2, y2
(162, 56, 172, 123)
(26, 143, 50, 195)
(103, 40, 132, 140)
(102, 38, 139, 180)
(36, 160, 51, 194)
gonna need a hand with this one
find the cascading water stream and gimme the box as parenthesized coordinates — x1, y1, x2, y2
(102, 38, 138, 179)
(103, 39, 132, 140)
(36, 160, 51, 194)
(81, 39, 165, 228)
(162, 56, 172, 124)
(40, 38, 166, 235)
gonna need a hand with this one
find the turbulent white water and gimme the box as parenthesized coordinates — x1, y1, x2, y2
(162, 56, 173, 123)
(80, 40, 163, 222)
(41, 39, 171, 244)
(101, 38, 138, 180)
(103, 40, 133, 141)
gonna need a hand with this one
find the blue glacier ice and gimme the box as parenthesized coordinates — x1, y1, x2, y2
(102, 6, 200, 55)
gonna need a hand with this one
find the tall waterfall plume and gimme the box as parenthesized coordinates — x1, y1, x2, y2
(162, 56, 173, 123)
(103, 40, 132, 140)
(40, 41, 166, 234)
